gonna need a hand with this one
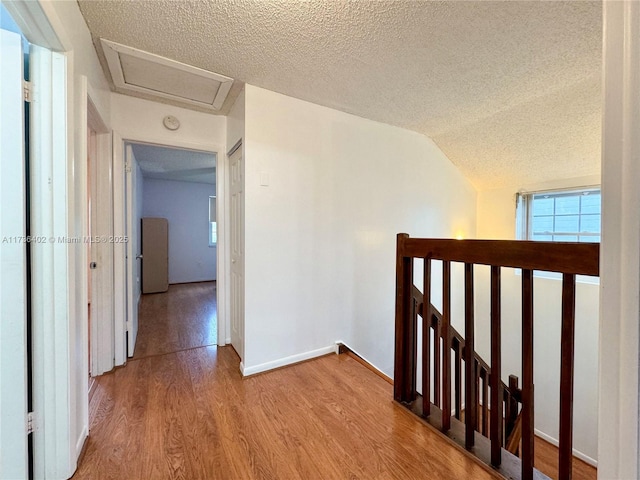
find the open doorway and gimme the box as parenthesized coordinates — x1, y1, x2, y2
(125, 142, 218, 359)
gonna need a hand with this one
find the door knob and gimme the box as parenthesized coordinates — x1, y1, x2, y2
(136, 254, 143, 260)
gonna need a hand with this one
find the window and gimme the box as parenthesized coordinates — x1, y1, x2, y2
(209, 196, 217, 246)
(517, 187, 601, 243)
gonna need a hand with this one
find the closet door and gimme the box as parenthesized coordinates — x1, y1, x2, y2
(141, 217, 169, 294)
(0, 28, 28, 480)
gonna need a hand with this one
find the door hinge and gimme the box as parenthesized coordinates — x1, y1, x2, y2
(125, 162, 132, 173)
(27, 412, 34, 434)
(23, 81, 33, 102)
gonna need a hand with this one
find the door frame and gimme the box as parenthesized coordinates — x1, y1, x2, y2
(112, 134, 228, 366)
(0, 27, 29, 480)
(81, 77, 113, 378)
(124, 143, 140, 357)
(227, 139, 244, 362)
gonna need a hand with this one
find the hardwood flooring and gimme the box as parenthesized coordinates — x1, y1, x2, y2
(133, 282, 217, 359)
(534, 436, 596, 480)
(75, 283, 592, 480)
(75, 281, 500, 480)
(462, 410, 597, 480)
(75, 347, 504, 480)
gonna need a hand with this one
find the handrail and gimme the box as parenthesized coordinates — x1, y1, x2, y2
(401, 238, 599, 275)
(394, 234, 599, 480)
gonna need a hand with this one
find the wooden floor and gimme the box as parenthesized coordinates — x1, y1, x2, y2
(462, 409, 597, 480)
(133, 282, 217, 359)
(74, 283, 594, 479)
(74, 283, 503, 480)
(534, 436, 596, 480)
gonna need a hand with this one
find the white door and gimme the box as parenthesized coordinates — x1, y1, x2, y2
(113, 132, 127, 365)
(125, 144, 139, 357)
(0, 28, 29, 479)
(229, 145, 244, 359)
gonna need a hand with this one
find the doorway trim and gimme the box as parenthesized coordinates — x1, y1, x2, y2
(80, 76, 113, 380)
(599, 1, 640, 478)
(112, 134, 228, 366)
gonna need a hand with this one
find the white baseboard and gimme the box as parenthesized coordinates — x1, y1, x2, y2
(225, 337, 231, 344)
(534, 428, 598, 467)
(241, 345, 337, 377)
(75, 424, 88, 459)
(335, 341, 391, 379)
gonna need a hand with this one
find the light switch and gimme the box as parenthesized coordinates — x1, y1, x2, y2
(260, 172, 270, 186)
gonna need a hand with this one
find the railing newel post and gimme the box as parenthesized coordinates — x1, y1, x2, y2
(394, 233, 415, 402)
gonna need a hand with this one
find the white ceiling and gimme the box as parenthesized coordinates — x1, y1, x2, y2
(78, 0, 602, 190)
(130, 143, 216, 185)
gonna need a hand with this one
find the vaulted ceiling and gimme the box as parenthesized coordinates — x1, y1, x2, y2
(77, 0, 602, 190)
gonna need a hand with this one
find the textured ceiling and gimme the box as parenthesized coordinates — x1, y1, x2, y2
(78, 0, 602, 190)
(131, 143, 216, 185)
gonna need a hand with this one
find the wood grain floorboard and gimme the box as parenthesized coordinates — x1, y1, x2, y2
(462, 403, 597, 480)
(74, 282, 501, 479)
(534, 436, 596, 480)
(133, 281, 217, 359)
(75, 348, 502, 480)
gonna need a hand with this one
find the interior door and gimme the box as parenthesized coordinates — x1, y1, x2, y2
(0, 28, 29, 479)
(125, 145, 139, 356)
(229, 145, 244, 360)
(141, 217, 169, 294)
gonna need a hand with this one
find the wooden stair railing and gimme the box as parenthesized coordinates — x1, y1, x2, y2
(411, 285, 524, 453)
(394, 234, 599, 480)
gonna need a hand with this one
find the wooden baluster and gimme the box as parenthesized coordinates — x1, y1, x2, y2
(434, 313, 441, 409)
(506, 375, 519, 441)
(559, 273, 576, 479)
(394, 233, 415, 402)
(475, 360, 480, 432)
(413, 298, 420, 403)
(482, 370, 489, 437)
(423, 257, 431, 417)
(522, 269, 534, 480)
(502, 389, 508, 448)
(464, 263, 476, 449)
(490, 265, 502, 466)
(454, 339, 462, 420)
(441, 261, 451, 431)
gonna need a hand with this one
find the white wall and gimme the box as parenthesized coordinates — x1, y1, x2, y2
(242, 85, 477, 375)
(143, 178, 217, 284)
(111, 93, 226, 149)
(476, 176, 600, 464)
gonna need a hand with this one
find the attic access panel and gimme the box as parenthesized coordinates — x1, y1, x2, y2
(101, 38, 232, 110)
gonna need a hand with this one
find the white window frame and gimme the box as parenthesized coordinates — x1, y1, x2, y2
(516, 186, 601, 285)
(517, 186, 601, 243)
